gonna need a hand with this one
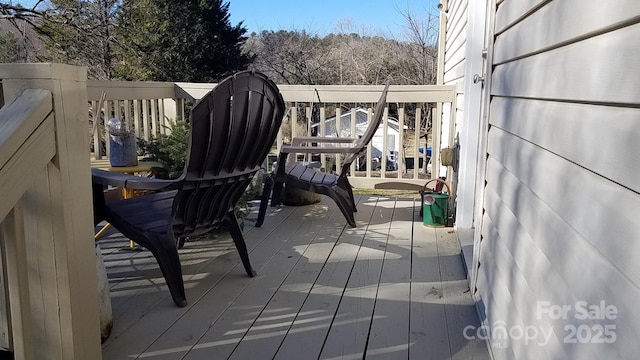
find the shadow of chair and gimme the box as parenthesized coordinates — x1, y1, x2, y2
(256, 81, 390, 228)
(92, 71, 285, 307)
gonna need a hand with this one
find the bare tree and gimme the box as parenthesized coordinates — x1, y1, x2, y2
(0, 1, 50, 62)
(245, 29, 337, 85)
(0, 1, 120, 79)
(396, 5, 439, 85)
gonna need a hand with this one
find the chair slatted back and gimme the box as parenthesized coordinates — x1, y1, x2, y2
(172, 71, 285, 236)
(341, 81, 391, 174)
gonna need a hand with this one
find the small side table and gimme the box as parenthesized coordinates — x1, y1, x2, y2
(91, 159, 164, 247)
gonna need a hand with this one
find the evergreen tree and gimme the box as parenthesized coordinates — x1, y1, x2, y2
(116, 0, 253, 82)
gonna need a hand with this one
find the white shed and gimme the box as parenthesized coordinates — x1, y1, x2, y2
(311, 108, 406, 165)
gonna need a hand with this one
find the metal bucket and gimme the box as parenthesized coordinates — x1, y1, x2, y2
(109, 133, 138, 167)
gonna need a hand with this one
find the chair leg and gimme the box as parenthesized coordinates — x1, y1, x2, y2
(256, 174, 273, 228)
(329, 188, 357, 228)
(271, 181, 284, 207)
(148, 234, 187, 307)
(339, 176, 357, 213)
(92, 183, 107, 226)
(226, 213, 257, 277)
(347, 183, 357, 212)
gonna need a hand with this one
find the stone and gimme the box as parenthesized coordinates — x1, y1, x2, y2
(95, 243, 113, 343)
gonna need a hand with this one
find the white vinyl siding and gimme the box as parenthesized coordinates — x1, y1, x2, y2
(474, 0, 640, 359)
(443, 0, 468, 144)
(443, 0, 468, 85)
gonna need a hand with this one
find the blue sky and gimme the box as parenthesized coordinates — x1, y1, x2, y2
(228, 0, 440, 39)
(17, 0, 440, 40)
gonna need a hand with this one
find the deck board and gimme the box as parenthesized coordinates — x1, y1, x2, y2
(436, 228, 491, 360)
(100, 196, 489, 360)
(409, 212, 451, 359)
(272, 196, 378, 360)
(318, 197, 394, 359)
(102, 203, 303, 359)
(181, 200, 341, 360)
(365, 198, 414, 359)
(226, 199, 353, 360)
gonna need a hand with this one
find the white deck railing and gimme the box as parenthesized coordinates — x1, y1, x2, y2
(0, 64, 102, 359)
(0, 64, 454, 359)
(87, 80, 456, 188)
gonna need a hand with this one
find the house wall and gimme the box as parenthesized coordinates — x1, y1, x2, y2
(442, 0, 467, 218)
(470, 0, 640, 358)
(441, 0, 488, 229)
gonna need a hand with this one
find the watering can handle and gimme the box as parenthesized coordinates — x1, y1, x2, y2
(421, 178, 451, 195)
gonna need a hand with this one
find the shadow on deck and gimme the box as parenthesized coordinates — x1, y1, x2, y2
(98, 196, 490, 359)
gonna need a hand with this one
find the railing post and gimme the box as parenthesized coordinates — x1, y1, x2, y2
(0, 63, 102, 359)
(432, 102, 443, 180)
(397, 104, 405, 177)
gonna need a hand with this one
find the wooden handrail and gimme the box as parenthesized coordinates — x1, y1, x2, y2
(0, 63, 102, 359)
(0, 89, 55, 221)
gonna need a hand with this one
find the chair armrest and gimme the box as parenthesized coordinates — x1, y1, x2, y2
(91, 168, 177, 190)
(291, 136, 357, 146)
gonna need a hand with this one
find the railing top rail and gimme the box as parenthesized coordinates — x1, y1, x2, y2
(177, 83, 456, 102)
(97, 80, 457, 103)
(277, 85, 456, 103)
(87, 80, 176, 101)
(0, 89, 55, 220)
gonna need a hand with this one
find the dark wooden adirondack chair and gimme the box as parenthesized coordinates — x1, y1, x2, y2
(92, 71, 285, 307)
(256, 81, 390, 228)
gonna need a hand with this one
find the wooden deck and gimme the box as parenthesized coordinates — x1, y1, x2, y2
(98, 196, 490, 359)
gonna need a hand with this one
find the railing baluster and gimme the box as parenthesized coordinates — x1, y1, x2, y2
(305, 104, 312, 163)
(124, 100, 132, 132)
(398, 103, 405, 178)
(291, 103, 298, 162)
(414, 106, 421, 180)
(335, 107, 342, 173)
(91, 100, 101, 160)
(366, 107, 372, 179)
(142, 99, 150, 141)
(151, 99, 158, 137)
(350, 106, 357, 176)
(133, 99, 141, 138)
(104, 100, 111, 158)
(320, 103, 326, 170)
(159, 99, 166, 135)
(381, 105, 388, 179)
